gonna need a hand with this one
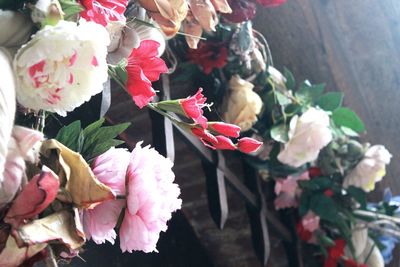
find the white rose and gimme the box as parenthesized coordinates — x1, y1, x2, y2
(277, 107, 332, 167)
(223, 75, 263, 132)
(343, 145, 391, 192)
(14, 19, 110, 116)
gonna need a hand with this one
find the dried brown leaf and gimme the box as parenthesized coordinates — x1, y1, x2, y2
(14, 209, 85, 250)
(189, 0, 218, 32)
(40, 139, 114, 208)
(0, 235, 46, 267)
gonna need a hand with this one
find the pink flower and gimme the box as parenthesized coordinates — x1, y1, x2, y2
(256, 0, 286, 7)
(80, 0, 129, 27)
(126, 40, 168, 109)
(119, 142, 181, 253)
(82, 148, 130, 244)
(208, 122, 240, 138)
(237, 137, 263, 153)
(5, 166, 59, 228)
(301, 211, 320, 233)
(180, 88, 208, 128)
(274, 171, 309, 210)
(1, 127, 43, 208)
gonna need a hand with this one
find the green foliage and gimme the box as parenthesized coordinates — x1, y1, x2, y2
(316, 92, 344, 111)
(310, 193, 339, 222)
(55, 118, 130, 161)
(332, 107, 365, 133)
(270, 124, 289, 143)
(283, 67, 295, 90)
(59, 0, 84, 20)
(346, 186, 367, 209)
(295, 81, 325, 104)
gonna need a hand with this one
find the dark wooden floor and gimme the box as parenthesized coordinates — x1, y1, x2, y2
(254, 0, 400, 265)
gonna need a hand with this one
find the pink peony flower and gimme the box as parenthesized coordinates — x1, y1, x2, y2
(82, 148, 130, 244)
(274, 171, 309, 210)
(120, 142, 181, 253)
(126, 40, 168, 109)
(79, 0, 129, 27)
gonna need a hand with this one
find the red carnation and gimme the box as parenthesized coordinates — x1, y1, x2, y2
(180, 88, 208, 128)
(187, 41, 228, 74)
(126, 40, 168, 108)
(80, 0, 128, 26)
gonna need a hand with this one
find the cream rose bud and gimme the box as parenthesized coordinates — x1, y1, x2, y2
(223, 75, 263, 132)
(343, 145, 392, 192)
(14, 19, 110, 116)
(277, 107, 333, 168)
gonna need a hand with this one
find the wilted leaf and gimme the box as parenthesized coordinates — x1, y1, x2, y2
(188, 0, 218, 32)
(182, 11, 203, 49)
(5, 167, 59, 228)
(40, 139, 114, 208)
(14, 209, 85, 250)
(210, 0, 231, 13)
(0, 235, 46, 267)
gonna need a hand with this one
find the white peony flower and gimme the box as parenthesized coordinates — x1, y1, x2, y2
(223, 75, 263, 132)
(343, 145, 392, 192)
(277, 107, 333, 168)
(14, 19, 110, 116)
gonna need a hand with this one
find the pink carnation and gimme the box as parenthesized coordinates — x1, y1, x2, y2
(274, 171, 309, 210)
(120, 142, 181, 253)
(80, 0, 129, 27)
(301, 211, 320, 233)
(82, 148, 130, 244)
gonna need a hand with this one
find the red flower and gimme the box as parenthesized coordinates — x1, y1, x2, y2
(237, 137, 263, 153)
(126, 40, 168, 108)
(308, 167, 322, 178)
(192, 127, 218, 149)
(214, 136, 236, 150)
(222, 0, 256, 23)
(5, 167, 60, 228)
(180, 88, 208, 128)
(296, 221, 312, 242)
(187, 41, 228, 74)
(256, 0, 286, 7)
(208, 122, 241, 138)
(79, 0, 128, 26)
(324, 189, 334, 197)
(324, 239, 346, 267)
(343, 259, 368, 267)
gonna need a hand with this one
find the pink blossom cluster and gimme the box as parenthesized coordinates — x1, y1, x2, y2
(83, 143, 181, 253)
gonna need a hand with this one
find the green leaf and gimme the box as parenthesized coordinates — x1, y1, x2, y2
(283, 67, 295, 89)
(295, 81, 325, 103)
(82, 120, 130, 160)
(310, 194, 338, 222)
(340, 126, 359, 137)
(59, 0, 84, 20)
(270, 124, 289, 143)
(284, 103, 301, 115)
(316, 92, 344, 111)
(275, 91, 291, 106)
(347, 186, 367, 209)
(332, 107, 365, 133)
(55, 121, 82, 152)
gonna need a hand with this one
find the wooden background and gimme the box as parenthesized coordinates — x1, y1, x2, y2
(254, 0, 400, 266)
